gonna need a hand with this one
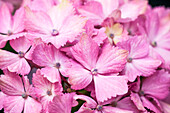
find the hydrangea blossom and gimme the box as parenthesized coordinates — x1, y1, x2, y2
(0, 0, 169, 113)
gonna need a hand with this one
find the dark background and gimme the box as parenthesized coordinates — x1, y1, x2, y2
(0, 0, 169, 113)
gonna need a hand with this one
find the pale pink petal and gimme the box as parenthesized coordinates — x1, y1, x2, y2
(41, 67, 61, 83)
(12, 7, 25, 33)
(102, 106, 133, 113)
(74, 95, 97, 108)
(47, 1, 75, 29)
(141, 70, 170, 100)
(3, 96, 24, 113)
(68, 64, 92, 90)
(71, 36, 99, 70)
(117, 36, 149, 59)
(96, 44, 128, 74)
(0, 3, 12, 33)
(8, 58, 31, 75)
(120, 0, 147, 21)
(24, 97, 42, 113)
(130, 93, 145, 111)
(48, 93, 76, 113)
(132, 57, 161, 76)
(156, 33, 170, 50)
(0, 50, 20, 70)
(123, 63, 142, 82)
(32, 44, 56, 67)
(0, 71, 24, 95)
(78, 1, 104, 24)
(141, 96, 162, 113)
(145, 11, 160, 41)
(94, 75, 128, 102)
(116, 97, 139, 113)
(92, 28, 107, 46)
(153, 47, 170, 69)
(10, 37, 31, 53)
(0, 92, 6, 110)
(159, 101, 170, 113)
(25, 7, 53, 34)
(59, 15, 87, 42)
(95, 0, 119, 17)
(32, 69, 62, 96)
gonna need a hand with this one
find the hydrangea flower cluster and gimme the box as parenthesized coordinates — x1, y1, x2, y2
(0, 0, 170, 113)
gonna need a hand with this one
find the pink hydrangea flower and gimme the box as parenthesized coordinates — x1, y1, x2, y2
(0, 71, 42, 113)
(117, 36, 161, 82)
(48, 93, 78, 113)
(0, 3, 26, 48)
(25, 0, 86, 48)
(32, 69, 63, 112)
(130, 70, 170, 112)
(0, 37, 32, 75)
(74, 95, 133, 113)
(68, 35, 128, 102)
(78, 0, 147, 25)
(145, 10, 170, 69)
(0, 92, 6, 110)
(32, 43, 72, 83)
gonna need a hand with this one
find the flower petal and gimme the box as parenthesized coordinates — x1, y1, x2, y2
(94, 75, 128, 102)
(71, 35, 99, 70)
(96, 44, 128, 74)
(3, 96, 24, 113)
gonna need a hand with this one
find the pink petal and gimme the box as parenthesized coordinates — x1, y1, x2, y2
(68, 64, 92, 90)
(96, 44, 128, 74)
(8, 58, 31, 75)
(102, 106, 133, 113)
(116, 97, 139, 113)
(0, 49, 20, 69)
(10, 36, 31, 53)
(117, 36, 149, 59)
(141, 96, 161, 113)
(0, 92, 6, 110)
(25, 7, 53, 34)
(95, 0, 119, 17)
(78, 1, 104, 24)
(32, 44, 56, 66)
(12, 7, 25, 33)
(3, 96, 24, 113)
(0, 3, 12, 33)
(0, 71, 24, 95)
(141, 70, 170, 100)
(41, 67, 61, 83)
(132, 57, 161, 76)
(48, 93, 76, 113)
(71, 36, 99, 70)
(74, 95, 97, 108)
(120, 0, 147, 21)
(32, 69, 62, 96)
(130, 93, 145, 111)
(94, 75, 128, 102)
(24, 97, 42, 113)
(47, 1, 75, 29)
(159, 101, 170, 113)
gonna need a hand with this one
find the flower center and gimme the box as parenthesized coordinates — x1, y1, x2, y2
(96, 105, 103, 111)
(18, 51, 25, 58)
(55, 63, 61, 69)
(139, 90, 145, 96)
(47, 90, 52, 96)
(151, 41, 157, 47)
(127, 57, 133, 63)
(22, 93, 28, 99)
(7, 30, 13, 36)
(51, 29, 59, 36)
(91, 68, 98, 75)
(109, 33, 114, 39)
